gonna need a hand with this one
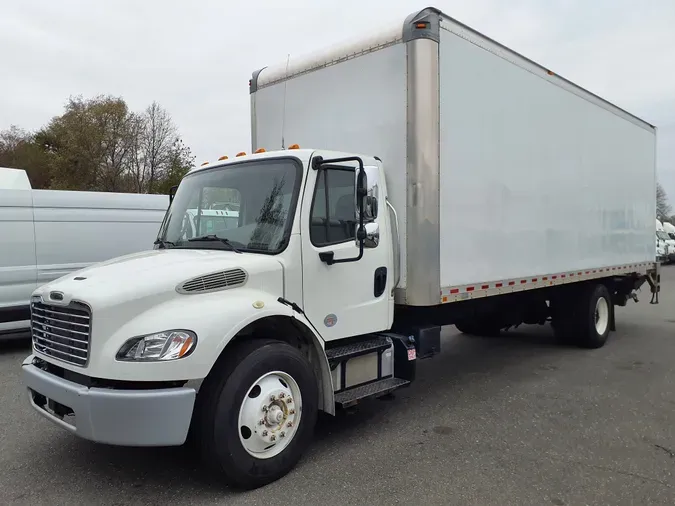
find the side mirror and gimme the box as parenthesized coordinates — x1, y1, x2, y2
(169, 185, 178, 204)
(354, 166, 379, 223)
(363, 222, 380, 248)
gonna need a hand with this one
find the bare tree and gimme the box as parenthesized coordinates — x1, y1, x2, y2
(139, 102, 176, 193)
(128, 113, 149, 193)
(657, 181, 671, 221)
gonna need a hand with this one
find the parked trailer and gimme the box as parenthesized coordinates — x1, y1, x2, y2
(22, 7, 659, 490)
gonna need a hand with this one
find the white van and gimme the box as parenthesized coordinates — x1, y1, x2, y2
(0, 168, 168, 334)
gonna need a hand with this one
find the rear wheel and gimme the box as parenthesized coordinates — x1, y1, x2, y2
(195, 339, 318, 489)
(554, 283, 612, 349)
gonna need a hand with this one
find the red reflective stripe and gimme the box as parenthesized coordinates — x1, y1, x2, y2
(450, 288, 459, 294)
(481, 284, 489, 290)
(520, 280, 527, 284)
(495, 283, 503, 288)
(508, 281, 515, 286)
(466, 286, 475, 292)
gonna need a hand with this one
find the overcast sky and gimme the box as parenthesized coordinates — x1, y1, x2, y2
(2, 0, 674, 203)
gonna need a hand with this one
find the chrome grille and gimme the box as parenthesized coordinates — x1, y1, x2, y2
(177, 268, 247, 294)
(31, 300, 91, 367)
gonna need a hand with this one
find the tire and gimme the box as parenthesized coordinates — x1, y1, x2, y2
(554, 283, 612, 349)
(195, 339, 319, 489)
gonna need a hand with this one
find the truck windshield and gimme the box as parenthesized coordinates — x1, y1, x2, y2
(157, 158, 301, 254)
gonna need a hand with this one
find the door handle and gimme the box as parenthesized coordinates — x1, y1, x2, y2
(374, 267, 387, 297)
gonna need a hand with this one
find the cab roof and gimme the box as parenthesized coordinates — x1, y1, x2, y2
(188, 148, 315, 175)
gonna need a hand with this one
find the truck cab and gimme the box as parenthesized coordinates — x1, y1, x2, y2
(22, 147, 400, 488)
(156, 148, 394, 339)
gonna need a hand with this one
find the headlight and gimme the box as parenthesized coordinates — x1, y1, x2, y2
(116, 330, 197, 362)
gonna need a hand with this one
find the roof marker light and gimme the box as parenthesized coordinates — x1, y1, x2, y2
(288, 144, 300, 150)
(200, 161, 209, 166)
(254, 148, 266, 153)
(236, 152, 246, 157)
(218, 155, 228, 161)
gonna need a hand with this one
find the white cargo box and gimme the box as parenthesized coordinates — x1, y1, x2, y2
(250, 7, 656, 306)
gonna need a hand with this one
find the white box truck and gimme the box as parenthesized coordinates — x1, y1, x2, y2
(22, 7, 660, 490)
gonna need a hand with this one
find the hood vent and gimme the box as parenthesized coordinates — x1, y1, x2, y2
(177, 268, 248, 294)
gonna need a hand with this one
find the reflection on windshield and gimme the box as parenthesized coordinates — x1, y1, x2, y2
(158, 158, 301, 254)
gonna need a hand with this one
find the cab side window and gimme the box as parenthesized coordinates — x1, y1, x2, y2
(310, 168, 356, 246)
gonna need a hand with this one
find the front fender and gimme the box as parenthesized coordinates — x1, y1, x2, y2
(87, 288, 334, 410)
(210, 296, 336, 414)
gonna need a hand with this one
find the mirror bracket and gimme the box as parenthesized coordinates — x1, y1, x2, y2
(313, 155, 366, 265)
(169, 185, 178, 204)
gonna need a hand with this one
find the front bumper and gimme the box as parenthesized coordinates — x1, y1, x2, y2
(22, 355, 196, 446)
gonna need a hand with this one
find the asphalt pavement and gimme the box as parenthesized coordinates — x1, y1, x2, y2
(1, 267, 674, 505)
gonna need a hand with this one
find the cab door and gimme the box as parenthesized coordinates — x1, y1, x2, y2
(300, 151, 392, 341)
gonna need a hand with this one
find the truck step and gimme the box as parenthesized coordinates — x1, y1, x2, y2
(326, 336, 391, 363)
(335, 377, 409, 408)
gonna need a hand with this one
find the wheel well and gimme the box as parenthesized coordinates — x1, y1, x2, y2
(203, 315, 333, 414)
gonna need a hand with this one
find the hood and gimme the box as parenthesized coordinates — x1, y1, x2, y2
(34, 249, 284, 309)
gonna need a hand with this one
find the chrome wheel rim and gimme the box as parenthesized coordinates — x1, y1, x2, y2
(595, 297, 609, 335)
(237, 371, 302, 459)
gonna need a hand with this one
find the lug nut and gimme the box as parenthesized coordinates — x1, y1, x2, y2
(262, 430, 268, 436)
(279, 392, 285, 398)
(259, 419, 265, 425)
(289, 409, 296, 415)
(270, 395, 276, 401)
(280, 431, 285, 438)
(262, 405, 269, 412)
(270, 435, 276, 441)
(287, 398, 293, 404)
(287, 421, 293, 428)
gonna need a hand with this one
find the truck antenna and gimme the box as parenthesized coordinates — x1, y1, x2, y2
(281, 53, 290, 149)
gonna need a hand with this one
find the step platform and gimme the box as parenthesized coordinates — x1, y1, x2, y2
(335, 377, 410, 408)
(326, 333, 416, 408)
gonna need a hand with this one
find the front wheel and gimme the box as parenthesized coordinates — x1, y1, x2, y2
(195, 339, 318, 489)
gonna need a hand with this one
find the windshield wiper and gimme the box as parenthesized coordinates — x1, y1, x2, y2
(187, 235, 242, 253)
(154, 239, 175, 249)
